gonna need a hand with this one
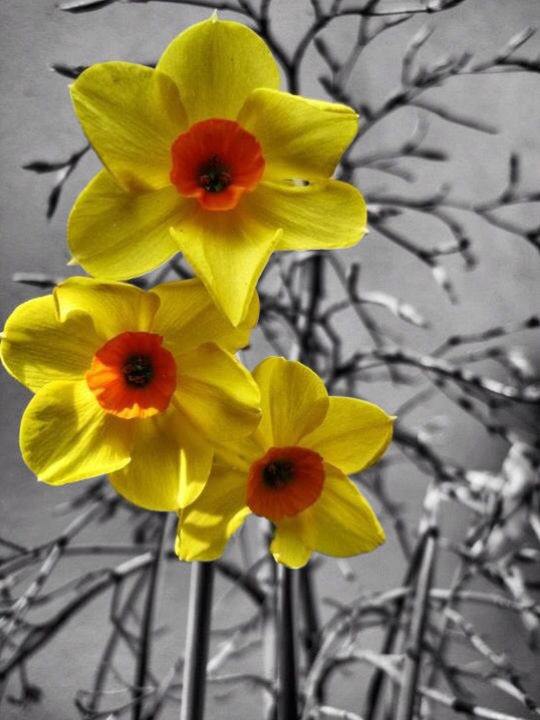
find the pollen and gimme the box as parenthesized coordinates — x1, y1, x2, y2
(86, 331, 176, 419)
(170, 118, 265, 211)
(247, 446, 324, 522)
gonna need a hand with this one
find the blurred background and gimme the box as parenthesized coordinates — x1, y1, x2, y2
(1, 1, 539, 718)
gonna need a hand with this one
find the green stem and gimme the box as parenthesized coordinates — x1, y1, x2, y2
(277, 565, 298, 720)
(180, 561, 215, 720)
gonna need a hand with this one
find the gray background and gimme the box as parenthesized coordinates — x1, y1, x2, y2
(1, 1, 540, 718)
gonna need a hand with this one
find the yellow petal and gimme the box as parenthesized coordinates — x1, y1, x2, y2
(170, 207, 279, 326)
(20, 380, 133, 485)
(174, 343, 261, 443)
(252, 357, 328, 447)
(54, 276, 160, 340)
(301, 397, 394, 474)
(173, 410, 214, 508)
(268, 465, 385, 565)
(151, 277, 258, 355)
(156, 18, 279, 123)
(304, 464, 385, 557)
(213, 433, 264, 474)
(70, 62, 187, 191)
(238, 88, 358, 179)
(108, 406, 212, 511)
(269, 518, 312, 568)
(1, 295, 100, 392)
(176, 465, 250, 561)
(243, 179, 367, 251)
(109, 412, 181, 511)
(68, 169, 188, 281)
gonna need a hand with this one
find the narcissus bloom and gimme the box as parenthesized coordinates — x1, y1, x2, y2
(176, 357, 394, 568)
(68, 16, 366, 326)
(0, 277, 260, 510)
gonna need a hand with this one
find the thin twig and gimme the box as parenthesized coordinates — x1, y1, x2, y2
(395, 527, 438, 720)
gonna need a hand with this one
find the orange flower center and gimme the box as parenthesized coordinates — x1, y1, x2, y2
(86, 331, 176, 419)
(170, 118, 265, 211)
(247, 446, 324, 523)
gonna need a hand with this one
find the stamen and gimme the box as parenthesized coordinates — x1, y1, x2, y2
(262, 459, 294, 488)
(198, 154, 232, 193)
(122, 354, 153, 387)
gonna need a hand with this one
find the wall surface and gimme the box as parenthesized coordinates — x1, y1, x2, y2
(1, 1, 539, 718)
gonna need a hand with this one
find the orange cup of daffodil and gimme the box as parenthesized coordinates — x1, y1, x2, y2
(67, 15, 366, 326)
(176, 357, 394, 568)
(0, 277, 261, 510)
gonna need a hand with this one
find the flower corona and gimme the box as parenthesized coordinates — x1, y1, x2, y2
(247, 446, 324, 522)
(86, 331, 177, 418)
(170, 118, 265, 211)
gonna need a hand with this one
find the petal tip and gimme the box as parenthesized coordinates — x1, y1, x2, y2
(271, 550, 310, 570)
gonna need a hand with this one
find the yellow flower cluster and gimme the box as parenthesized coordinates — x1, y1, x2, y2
(1, 17, 394, 567)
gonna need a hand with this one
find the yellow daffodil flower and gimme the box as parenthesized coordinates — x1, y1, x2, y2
(0, 277, 261, 510)
(67, 16, 366, 326)
(176, 357, 394, 568)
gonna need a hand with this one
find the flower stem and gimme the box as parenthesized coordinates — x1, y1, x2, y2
(180, 561, 215, 720)
(133, 513, 171, 720)
(263, 559, 278, 720)
(277, 565, 298, 720)
(298, 563, 320, 667)
(299, 253, 324, 369)
(363, 529, 430, 719)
